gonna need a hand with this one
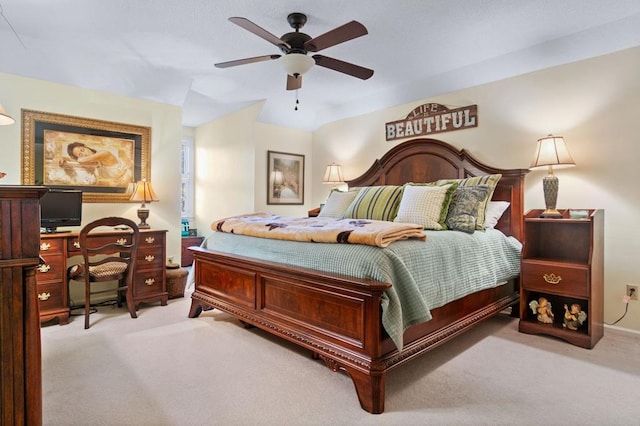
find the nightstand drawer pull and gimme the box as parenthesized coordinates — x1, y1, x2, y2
(145, 237, 155, 244)
(145, 255, 155, 262)
(74, 241, 81, 249)
(543, 273, 562, 284)
(116, 238, 127, 245)
(37, 264, 51, 273)
(40, 242, 51, 251)
(145, 278, 155, 286)
(38, 292, 51, 301)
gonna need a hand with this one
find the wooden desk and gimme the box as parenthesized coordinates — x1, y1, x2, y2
(37, 229, 168, 325)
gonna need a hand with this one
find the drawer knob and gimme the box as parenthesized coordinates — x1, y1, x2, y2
(116, 238, 127, 245)
(38, 292, 51, 301)
(145, 237, 155, 244)
(145, 255, 155, 262)
(543, 273, 562, 284)
(37, 264, 51, 273)
(73, 241, 81, 249)
(40, 242, 51, 251)
(145, 278, 155, 286)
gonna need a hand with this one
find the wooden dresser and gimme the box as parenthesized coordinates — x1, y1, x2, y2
(0, 185, 46, 425)
(37, 229, 168, 324)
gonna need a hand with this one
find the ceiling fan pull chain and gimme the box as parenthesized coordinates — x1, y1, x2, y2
(295, 89, 299, 111)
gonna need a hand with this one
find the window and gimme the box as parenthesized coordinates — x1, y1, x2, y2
(181, 136, 195, 218)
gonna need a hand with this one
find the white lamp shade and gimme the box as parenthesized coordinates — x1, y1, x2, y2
(0, 105, 15, 126)
(130, 179, 159, 204)
(280, 53, 315, 76)
(530, 135, 576, 169)
(323, 163, 344, 184)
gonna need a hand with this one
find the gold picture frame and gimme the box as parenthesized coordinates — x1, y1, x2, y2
(21, 109, 151, 203)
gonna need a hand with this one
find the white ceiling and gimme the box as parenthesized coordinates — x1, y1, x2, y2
(1, 1, 639, 131)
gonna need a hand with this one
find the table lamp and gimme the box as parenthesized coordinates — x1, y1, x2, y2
(322, 163, 344, 189)
(130, 179, 159, 228)
(530, 135, 575, 218)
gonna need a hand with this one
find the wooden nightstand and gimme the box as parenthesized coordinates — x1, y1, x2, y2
(181, 236, 204, 266)
(519, 209, 604, 348)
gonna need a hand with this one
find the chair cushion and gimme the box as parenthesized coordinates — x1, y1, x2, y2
(68, 261, 128, 280)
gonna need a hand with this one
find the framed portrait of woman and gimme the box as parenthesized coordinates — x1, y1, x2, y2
(21, 109, 151, 203)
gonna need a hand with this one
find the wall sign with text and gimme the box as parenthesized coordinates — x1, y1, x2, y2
(385, 103, 478, 141)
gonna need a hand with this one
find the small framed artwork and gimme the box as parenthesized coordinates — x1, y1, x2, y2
(267, 150, 304, 205)
(21, 109, 151, 203)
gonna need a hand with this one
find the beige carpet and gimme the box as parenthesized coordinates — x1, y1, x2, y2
(41, 289, 640, 425)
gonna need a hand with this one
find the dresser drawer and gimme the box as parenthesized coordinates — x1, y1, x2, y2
(521, 261, 588, 298)
(36, 281, 65, 312)
(36, 253, 65, 282)
(39, 238, 65, 253)
(134, 270, 164, 297)
(67, 234, 133, 253)
(136, 246, 164, 269)
(140, 232, 164, 248)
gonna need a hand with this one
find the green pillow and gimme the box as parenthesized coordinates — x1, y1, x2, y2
(342, 185, 403, 221)
(445, 185, 491, 233)
(436, 174, 502, 229)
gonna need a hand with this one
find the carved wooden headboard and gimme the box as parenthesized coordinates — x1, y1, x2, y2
(346, 138, 529, 241)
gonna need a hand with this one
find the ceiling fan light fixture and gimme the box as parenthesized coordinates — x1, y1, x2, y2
(281, 53, 314, 77)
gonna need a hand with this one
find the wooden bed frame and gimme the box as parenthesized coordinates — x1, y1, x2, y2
(188, 138, 528, 414)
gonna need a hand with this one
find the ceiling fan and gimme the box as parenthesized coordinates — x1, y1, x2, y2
(215, 12, 374, 90)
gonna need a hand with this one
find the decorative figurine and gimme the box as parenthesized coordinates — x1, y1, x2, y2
(563, 303, 587, 330)
(529, 297, 554, 324)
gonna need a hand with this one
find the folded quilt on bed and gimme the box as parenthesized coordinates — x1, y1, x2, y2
(211, 212, 426, 248)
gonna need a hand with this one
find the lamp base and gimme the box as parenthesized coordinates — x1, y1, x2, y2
(137, 207, 150, 229)
(539, 208, 563, 219)
(541, 172, 562, 219)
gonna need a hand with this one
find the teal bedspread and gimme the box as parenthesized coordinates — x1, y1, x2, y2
(199, 229, 522, 350)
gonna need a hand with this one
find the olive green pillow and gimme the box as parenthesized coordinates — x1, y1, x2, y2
(436, 174, 502, 229)
(342, 185, 403, 221)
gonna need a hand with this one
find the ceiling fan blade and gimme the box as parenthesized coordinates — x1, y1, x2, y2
(215, 54, 281, 69)
(286, 74, 302, 90)
(229, 17, 291, 50)
(304, 21, 368, 52)
(312, 55, 374, 80)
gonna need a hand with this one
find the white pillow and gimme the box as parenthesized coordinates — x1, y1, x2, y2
(318, 190, 359, 218)
(484, 201, 510, 229)
(393, 184, 456, 230)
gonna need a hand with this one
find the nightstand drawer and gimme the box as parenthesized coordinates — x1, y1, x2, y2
(521, 261, 588, 298)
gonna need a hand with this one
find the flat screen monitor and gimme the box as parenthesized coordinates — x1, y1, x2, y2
(40, 189, 83, 233)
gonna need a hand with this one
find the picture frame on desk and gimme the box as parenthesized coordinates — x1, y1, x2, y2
(21, 109, 151, 203)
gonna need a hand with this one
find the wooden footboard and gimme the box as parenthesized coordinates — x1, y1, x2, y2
(189, 247, 518, 414)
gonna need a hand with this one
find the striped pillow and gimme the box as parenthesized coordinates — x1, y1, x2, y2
(436, 174, 502, 229)
(393, 183, 458, 230)
(342, 185, 403, 221)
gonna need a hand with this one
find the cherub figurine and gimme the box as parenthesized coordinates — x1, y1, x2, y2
(563, 303, 587, 330)
(529, 297, 554, 324)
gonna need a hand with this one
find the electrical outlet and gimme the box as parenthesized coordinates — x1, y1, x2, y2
(627, 285, 638, 301)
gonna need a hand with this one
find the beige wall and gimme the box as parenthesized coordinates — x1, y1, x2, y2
(310, 46, 640, 333)
(0, 72, 184, 263)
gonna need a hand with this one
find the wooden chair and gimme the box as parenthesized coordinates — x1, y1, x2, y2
(68, 217, 140, 329)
